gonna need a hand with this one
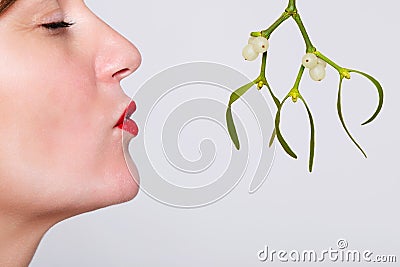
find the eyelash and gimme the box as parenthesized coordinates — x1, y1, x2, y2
(41, 21, 74, 32)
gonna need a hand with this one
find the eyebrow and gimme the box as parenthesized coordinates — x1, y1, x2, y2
(0, 0, 55, 16)
(0, 0, 19, 15)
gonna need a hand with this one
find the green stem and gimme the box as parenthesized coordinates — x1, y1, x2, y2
(292, 13, 315, 52)
(288, 65, 305, 103)
(260, 52, 267, 78)
(294, 65, 305, 89)
(314, 51, 341, 71)
(255, 52, 269, 90)
(286, 0, 297, 12)
(253, 12, 291, 39)
(315, 51, 351, 79)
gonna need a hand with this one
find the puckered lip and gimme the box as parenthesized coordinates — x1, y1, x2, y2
(114, 100, 138, 137)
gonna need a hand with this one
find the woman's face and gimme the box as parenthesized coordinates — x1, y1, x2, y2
(0, 0, 141, 219)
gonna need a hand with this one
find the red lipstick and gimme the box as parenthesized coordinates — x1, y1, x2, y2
(116, 101, 138, 136)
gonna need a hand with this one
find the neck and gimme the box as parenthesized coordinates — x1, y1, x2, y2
(0, 214, 52, 267)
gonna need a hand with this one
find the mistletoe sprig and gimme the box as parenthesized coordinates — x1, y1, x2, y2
(226, 0, 384, 172)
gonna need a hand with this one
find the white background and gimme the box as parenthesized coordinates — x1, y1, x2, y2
(31, 0, 399, 266)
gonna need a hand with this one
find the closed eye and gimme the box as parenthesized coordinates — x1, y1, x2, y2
(41, 21, 74, 30)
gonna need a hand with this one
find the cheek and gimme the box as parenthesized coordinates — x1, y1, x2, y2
(6, 58, 99, 160)
(0, 29, 139, 215)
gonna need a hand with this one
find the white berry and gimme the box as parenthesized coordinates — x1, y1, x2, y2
(317, 58, 327, 68)
(309, 64, 326, 81)
(252, 36, 269, 53)
(242, 44, 258, 61)
(248, 36, 257, 45)
(302, 53, 318, 69)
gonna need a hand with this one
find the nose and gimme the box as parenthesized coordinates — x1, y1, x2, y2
(94, 19, 142, 83)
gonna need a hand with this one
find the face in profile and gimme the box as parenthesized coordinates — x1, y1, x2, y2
(0, 0, 142, 221)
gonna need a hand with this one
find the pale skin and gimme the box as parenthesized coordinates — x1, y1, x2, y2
(0, 0, 141, 266)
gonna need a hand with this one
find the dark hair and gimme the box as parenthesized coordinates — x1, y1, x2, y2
(0, 0, 17, 15)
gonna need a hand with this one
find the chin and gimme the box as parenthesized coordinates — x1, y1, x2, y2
(91, 131, 141, 208)
(64, 159, 140, 218)
(110, 151, 140, 202)
(51, 137, 141, 218)
(97, 161, 140, 208)
(113, 167, 140, 204)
